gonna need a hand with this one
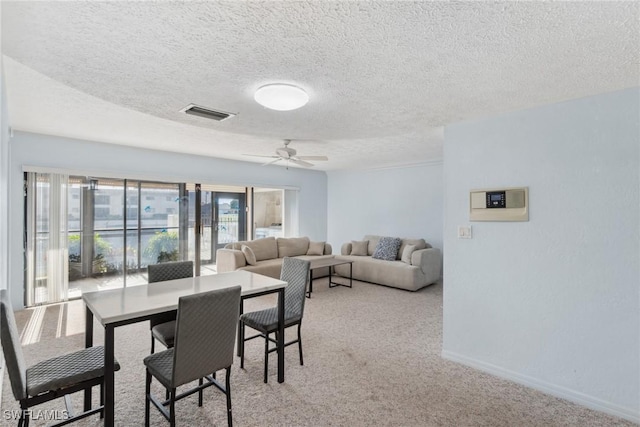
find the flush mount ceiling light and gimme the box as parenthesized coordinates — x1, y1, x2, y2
(254, 84, 309, 111)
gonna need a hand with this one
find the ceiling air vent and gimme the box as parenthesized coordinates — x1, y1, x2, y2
(180, 104, 236, 121)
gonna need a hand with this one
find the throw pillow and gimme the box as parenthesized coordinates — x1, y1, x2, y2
(401, 244, 416, 264)
(307, 241, 325, 256)
(350, 240, 368, 256)
(372, 237, 402, 261)
(241, 245, 257, 266)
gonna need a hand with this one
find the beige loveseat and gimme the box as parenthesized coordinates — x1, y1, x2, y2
(216, 236, 333, 279)
(334, 235, 441, 291)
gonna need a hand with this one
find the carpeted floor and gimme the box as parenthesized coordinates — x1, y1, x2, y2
(1, 278, 634, 426)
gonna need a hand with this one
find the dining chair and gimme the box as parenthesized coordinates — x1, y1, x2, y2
(147, 260, 194, 353)
(0, 290, 120, 427)
(239, 257, 310, 383)
(143, 286, 241, 427)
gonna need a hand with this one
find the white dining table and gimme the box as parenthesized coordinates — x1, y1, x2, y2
(82, 270, 287, 427)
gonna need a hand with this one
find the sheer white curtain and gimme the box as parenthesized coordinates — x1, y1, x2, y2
(26, 172, 69, 305)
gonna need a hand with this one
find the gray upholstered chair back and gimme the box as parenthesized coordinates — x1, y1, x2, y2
(171, 286, 241, 387)
(148, 260, 194, 283)
(280, 257, 310, 318)
(0, 290, 28, 401)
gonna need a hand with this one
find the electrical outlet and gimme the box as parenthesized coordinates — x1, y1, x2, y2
(457, 225, 472, 239)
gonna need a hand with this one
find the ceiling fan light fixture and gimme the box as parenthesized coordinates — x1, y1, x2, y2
(254, 84, 309, 111)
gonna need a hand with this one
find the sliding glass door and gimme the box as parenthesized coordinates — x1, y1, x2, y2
(26, 174, 187, 304)
(24, 173, 286, 306)
(187, 185, 246, 275)
(213, 192, 246, 256)
(137, 182, 181, 266)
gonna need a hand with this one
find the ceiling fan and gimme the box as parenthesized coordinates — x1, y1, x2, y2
(244, 139, 329, 168)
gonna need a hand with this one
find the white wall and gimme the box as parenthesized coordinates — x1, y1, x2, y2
(0, 3, 8, 399)
(0, 55, 9, 292)
(7, 131, 328, 308)
(442, 88, 639, 422)
(327, 163, 443, 252)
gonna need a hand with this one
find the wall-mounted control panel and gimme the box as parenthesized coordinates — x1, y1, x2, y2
(486, 191, 506, 208)
(470, 187, 528, 221)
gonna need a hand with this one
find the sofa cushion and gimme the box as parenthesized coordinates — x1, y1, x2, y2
(363, 235, 382, 256)
(323, 243, 333, 255)
(351, 240, 368, 256)
(401, 244, 416, 264)
(241, 245, 257, 265)
(372, 237, 402, 261)
(277, 236, 310, 257)
(238, 237, 278, 261)
(397, 238, 428, 260)
(238, 258, 283, 279)
(307, 241, 325, 256)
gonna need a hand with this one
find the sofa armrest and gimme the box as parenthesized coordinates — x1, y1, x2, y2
(411, 248, 442, 282)
(215, 249, 246, 273)
(341, 242, 352, 255)
(323, 243, 333, 255)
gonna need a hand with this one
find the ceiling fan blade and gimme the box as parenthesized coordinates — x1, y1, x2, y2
(284, 138, 329, 144)
(296, 155, 328, 161)
(290, 158, 314, 168)
(262, 158, 283, 166)
(243, 154, 279, 158)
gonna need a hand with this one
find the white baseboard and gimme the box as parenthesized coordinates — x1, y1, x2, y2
(441, 350, 639, 424)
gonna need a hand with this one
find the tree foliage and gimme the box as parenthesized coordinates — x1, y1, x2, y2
(144, 231, 179, 263)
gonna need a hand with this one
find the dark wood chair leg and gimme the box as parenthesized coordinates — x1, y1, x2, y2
(145, 370, 152, 427)
(298, 323, 304, 366)
(151, 335, 155, 354)
(198, 378, 204, 407)
(236, 300, 244, 357)
(100, 382, 105, 418)
(240, 322, 245, 369)
(18, 403, 26, 427)
(264, 332, 270, 383)
(169, 388, 176, 427)
(225, 368, 233, 427)
(19, 402, 30, 427)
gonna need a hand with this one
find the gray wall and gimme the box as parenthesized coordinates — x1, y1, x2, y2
(442, 88, 639, 422)
(7, 131, 328, 308)
(326, 163, 443, 252)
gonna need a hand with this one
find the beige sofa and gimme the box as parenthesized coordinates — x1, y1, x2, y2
(334, 235, 441, 291)
(216, 236, 333, 279)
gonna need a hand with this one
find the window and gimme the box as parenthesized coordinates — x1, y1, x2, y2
(95, 207, 110, 218)
(253, 189, 285, 239)
(95, 195, 110, 205)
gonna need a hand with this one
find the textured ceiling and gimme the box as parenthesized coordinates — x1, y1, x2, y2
(2, 1, 638, 171)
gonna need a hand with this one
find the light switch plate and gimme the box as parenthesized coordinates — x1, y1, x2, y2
(457, 225, 472, 239)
